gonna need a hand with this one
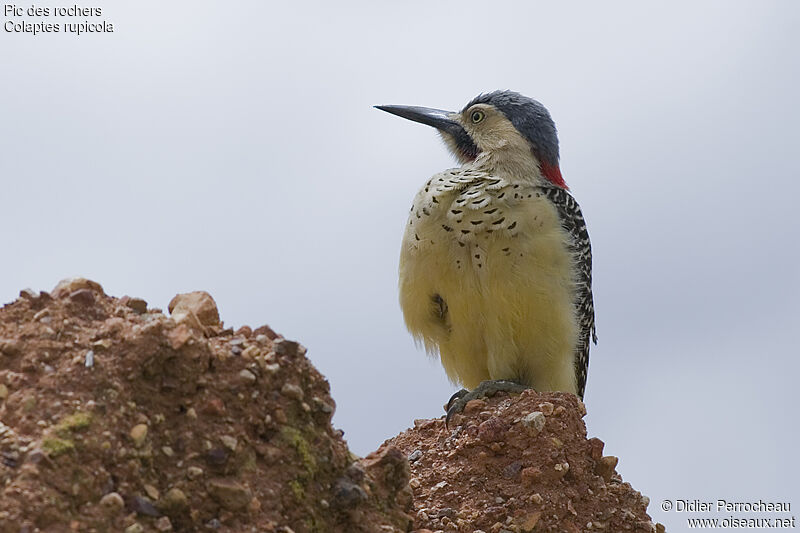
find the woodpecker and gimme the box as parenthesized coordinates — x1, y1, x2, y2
(376, 91, 597, 417)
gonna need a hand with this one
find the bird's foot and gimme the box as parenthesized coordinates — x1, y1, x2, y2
(445, 379, 530, 427)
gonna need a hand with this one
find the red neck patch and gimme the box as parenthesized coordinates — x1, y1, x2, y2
(541, 161, 568, 189)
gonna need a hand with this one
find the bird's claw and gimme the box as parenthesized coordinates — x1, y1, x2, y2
(445, 379, 530, 428)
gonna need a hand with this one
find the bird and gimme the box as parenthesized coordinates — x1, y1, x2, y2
(376, 91, 597, 421)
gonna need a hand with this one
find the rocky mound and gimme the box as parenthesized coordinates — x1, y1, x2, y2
(0, 278, 662, 533)
(0, 279, 412, 532)
(385, 391, 663, 533)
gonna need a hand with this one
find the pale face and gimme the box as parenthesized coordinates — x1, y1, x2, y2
(441, 103, 544, 180)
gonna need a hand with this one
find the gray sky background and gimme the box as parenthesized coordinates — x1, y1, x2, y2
(2, 1, 798, 529)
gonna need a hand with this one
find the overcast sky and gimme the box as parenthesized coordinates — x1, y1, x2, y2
(2, 1, 798, 529)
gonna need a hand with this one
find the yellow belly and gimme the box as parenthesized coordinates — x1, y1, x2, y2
(399, 174, 579, 394)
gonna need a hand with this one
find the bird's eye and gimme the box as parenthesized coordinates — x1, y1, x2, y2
(470, 110, 485, 124)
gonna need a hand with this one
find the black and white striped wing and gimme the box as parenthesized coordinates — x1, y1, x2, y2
(542, 187, 597, 399)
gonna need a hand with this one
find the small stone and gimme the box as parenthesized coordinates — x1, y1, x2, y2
(154, 516, 173, 532)
(519, 511, 542, 532)
(408, 450, 423, 462)
(332, 477, 367, 508)
(0, 339, 22, 356)
(200, 397, 226, 416)
(168, 291, 220, 328)
(273, 339, 299, 357)
(161, 446, 174, 457)
(84, 350, 95, 368)
(588, 437, 605, 460)
(68, 289, 96, 306)
(159, 487, 189, 512)
(99, 491, 125, 512)
(235, 326, 252, 338)
(521, 467, 541, 485)
(0, 384, 7, 400)
(131, 495, 160, 517)
(247, 496, 261, 513)
(92, 339, 112, 350)
(130, 424, 148, 448)
(280, 383, 304, 401)
(238, 369, 256, 384)
(538, 402, 554, 416)
(220, 435, 237, 451)
(187, 466, 204, 479)
(19, 288, 37, 299)
(206, 478, 252, 510)
(52, 277, 104, 298)
(241, 345, 259, 359)
(264, 363, 280, 374)
(144, 484, 160, 501)
(521, 412, 546, 435)
(503, 461, 522, 479)
(477, 417, 507, 443)
(554, 405, 566, 416)
(253, 325, 278, 339)
(464, 399, 487, 413)
(595, 455, 619, 481)
(186, 407, 197, 419)
(126, 297, 148, 314)
(124, 524, 144, 533)
(205, 448, 229, 466)
(168, 325, 193, 350)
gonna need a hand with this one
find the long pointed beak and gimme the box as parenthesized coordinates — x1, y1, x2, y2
(375, 104, 479, 162)
(374, 105, 465, 137)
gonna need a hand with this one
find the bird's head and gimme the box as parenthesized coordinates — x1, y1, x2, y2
(376, 90, 566, 189)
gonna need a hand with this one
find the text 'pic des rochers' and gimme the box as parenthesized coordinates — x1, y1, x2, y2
(3, 4, 113, 35)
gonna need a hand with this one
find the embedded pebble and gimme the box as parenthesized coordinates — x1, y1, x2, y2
(154, 516, 173, 531)
(273, 339, 300, 357)
(521, 412, 546, 435)
(99, 491, 124, 512)
(220, 435, 238, 451)
(160, 487, 189, 511)
(239, 369, 256, 383)
(281, 383, 304, 400)
(538, 402, 554, 416)
(131, 495, 159, 516)
(130, 424, 148, 447)
(144, 484, 159, 500)
(126, 297, 148, 314)
(207, 478, 252, 510)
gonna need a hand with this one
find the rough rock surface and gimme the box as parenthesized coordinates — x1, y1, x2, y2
(0, 278, 662, 533)
(387, 392, 663, 533)
(0, 280, 412, 532)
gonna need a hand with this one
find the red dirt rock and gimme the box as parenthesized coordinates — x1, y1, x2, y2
(0, 278, 662, 532)
(0, 280, 412, 532)
(387, 390, 662, 532)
